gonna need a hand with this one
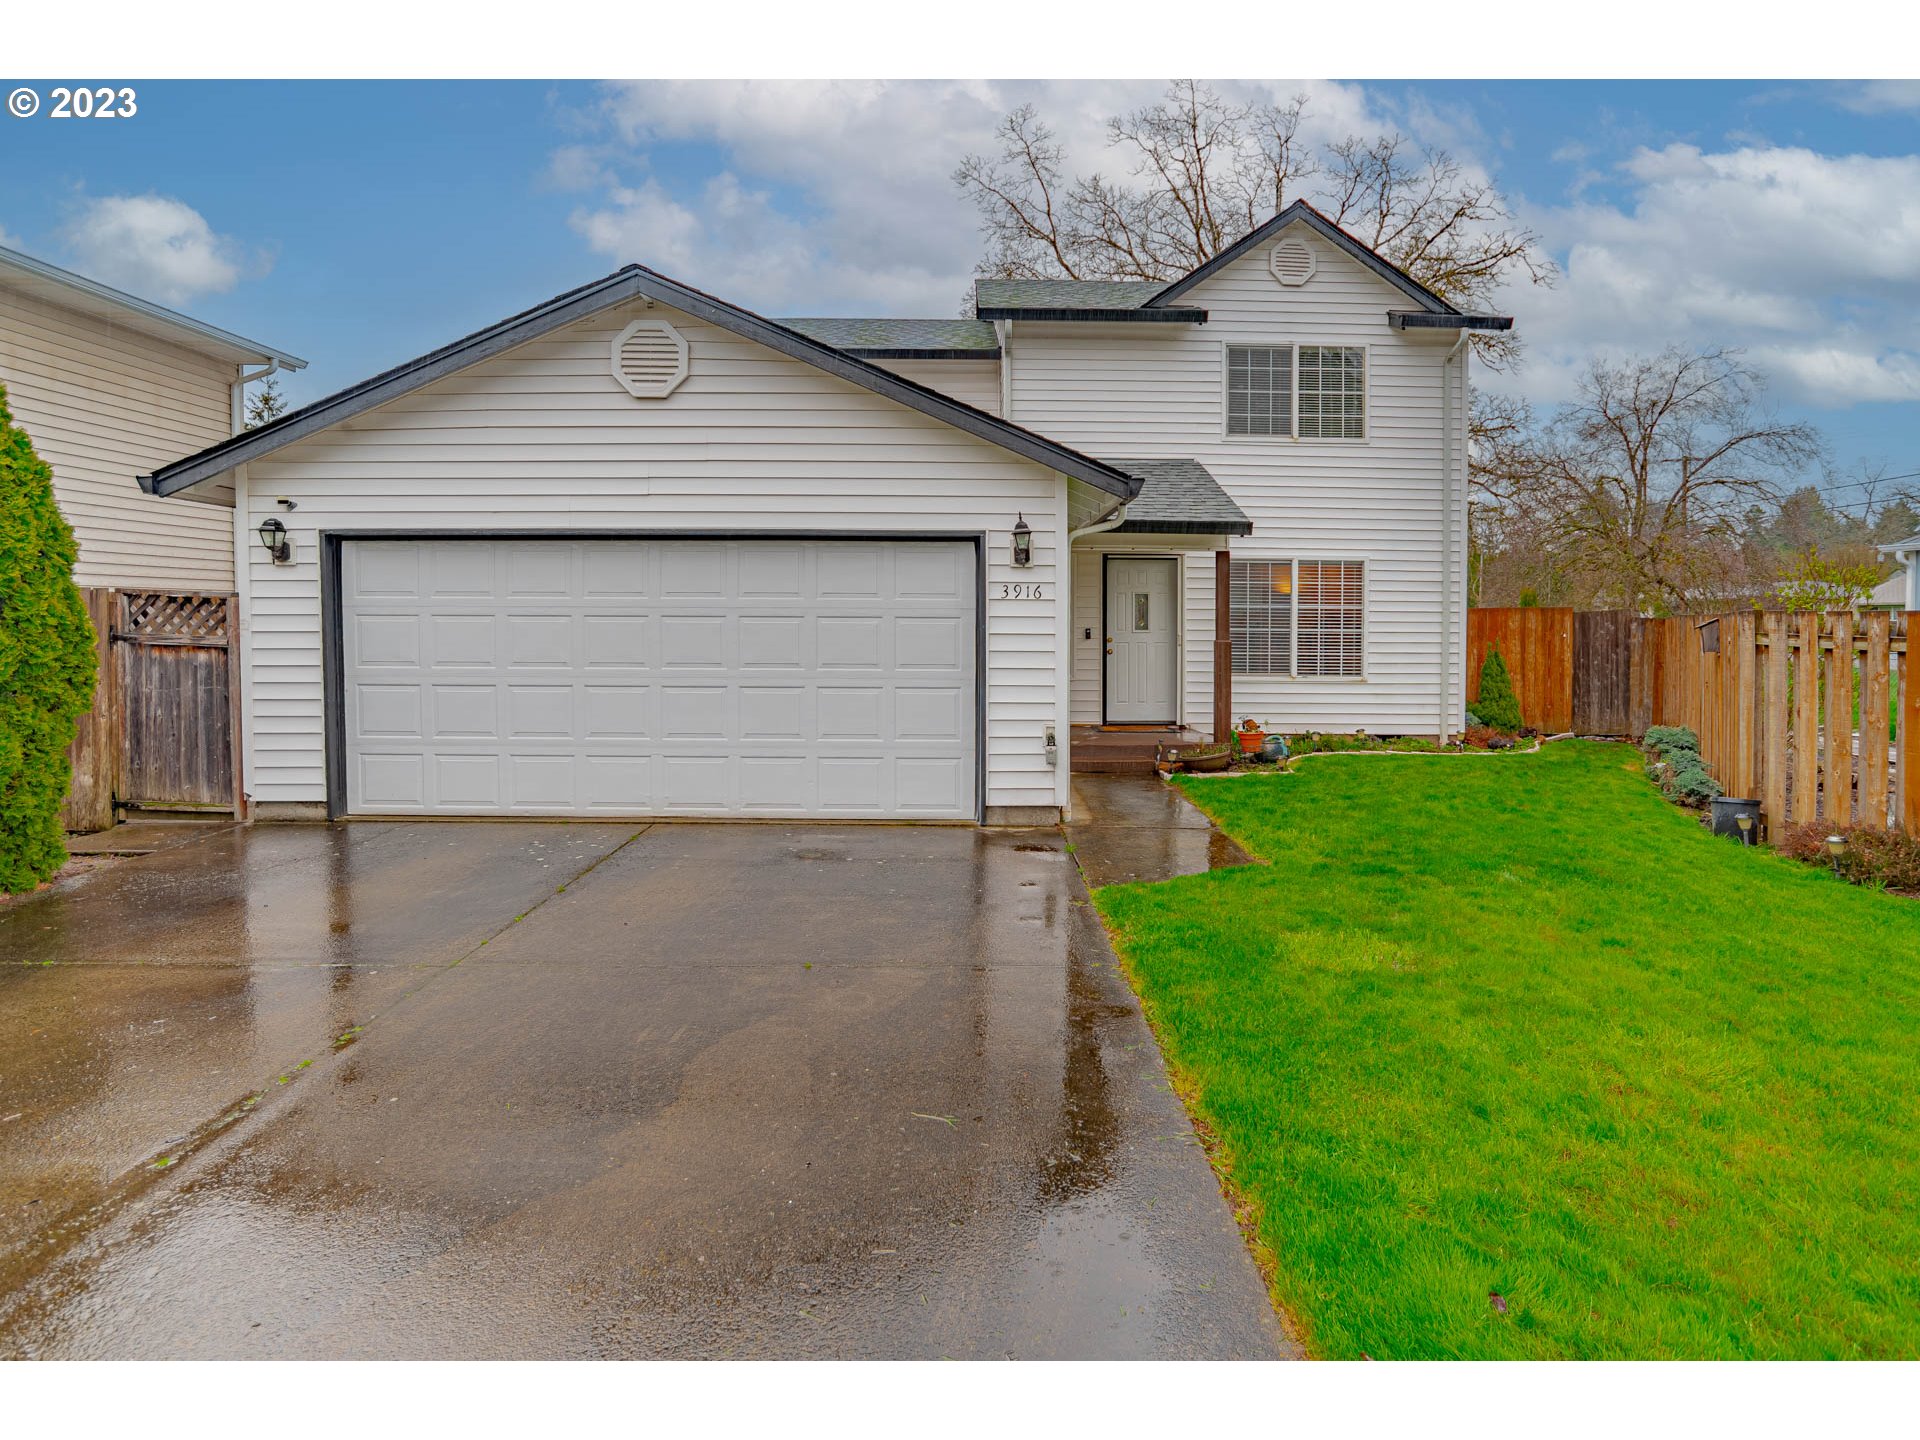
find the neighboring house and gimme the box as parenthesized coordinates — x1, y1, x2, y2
(0, 245, 304, 590)
(1878, 535, 1920, 611)
(140, 201, 1506, 824)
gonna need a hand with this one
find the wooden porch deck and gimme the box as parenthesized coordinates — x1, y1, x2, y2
(1069, 724, 1212, 775)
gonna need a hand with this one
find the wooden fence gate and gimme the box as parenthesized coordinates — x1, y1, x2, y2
(60, 588, 241, 831)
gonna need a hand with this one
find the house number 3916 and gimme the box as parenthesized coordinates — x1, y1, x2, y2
(998, 582, 1045, 600)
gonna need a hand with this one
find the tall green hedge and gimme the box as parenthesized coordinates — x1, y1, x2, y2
(0, 387, 97, 892)
(1474, 645, 1523, 733)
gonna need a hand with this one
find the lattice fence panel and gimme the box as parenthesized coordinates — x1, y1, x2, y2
(118, 592, 231, 642)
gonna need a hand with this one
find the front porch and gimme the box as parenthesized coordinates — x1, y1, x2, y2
(1066, 458, 1250, 775)
(1069, 724, 1212, 776)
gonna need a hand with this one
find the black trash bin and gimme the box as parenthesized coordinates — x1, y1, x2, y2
(1710, 796, 1763, 844)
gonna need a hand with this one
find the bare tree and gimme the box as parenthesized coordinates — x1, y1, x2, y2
(1478, 348, 1822, 612)
(955, 81, 1553, 365)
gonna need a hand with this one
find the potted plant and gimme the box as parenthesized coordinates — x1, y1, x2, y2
(1237, 716, 1266, 755)
(1181, 741, 1233, 772)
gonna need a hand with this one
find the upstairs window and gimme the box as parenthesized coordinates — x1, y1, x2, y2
(1230, 559, 1365, 678)
(1225, 344, 1366, 440)
(1226, 345, 1293, 436)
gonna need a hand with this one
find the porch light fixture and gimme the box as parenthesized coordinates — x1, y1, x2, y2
(1011, 514, 1033, 568)
(257, 516, 292, 564)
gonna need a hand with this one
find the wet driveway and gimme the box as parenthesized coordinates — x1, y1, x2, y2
(0, 819, 1287, 1359)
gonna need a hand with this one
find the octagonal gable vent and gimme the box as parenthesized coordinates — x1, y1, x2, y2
(611, 318, 689, 398)
(1269, 238, 1316, 287)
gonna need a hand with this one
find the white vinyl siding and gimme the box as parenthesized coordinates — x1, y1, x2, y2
(1008, 225, 1464, 736)
(0, 284, 236, 588)
(240, 298, 1069, 815)
(865, 358, 1003, 417)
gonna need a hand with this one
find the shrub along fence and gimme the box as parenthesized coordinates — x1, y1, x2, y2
(1470, 606, 1918, 839)
(1644, 611, 1916, 839)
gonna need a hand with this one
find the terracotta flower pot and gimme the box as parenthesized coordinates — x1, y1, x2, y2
(1237, 730, 1265, 754)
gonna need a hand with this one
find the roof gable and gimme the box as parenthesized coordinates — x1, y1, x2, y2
(143, 265, 1139, 501)
(1146, 200, 1459, 314)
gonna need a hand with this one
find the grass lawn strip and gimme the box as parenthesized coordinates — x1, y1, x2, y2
(1093, 741, 1920, 1359)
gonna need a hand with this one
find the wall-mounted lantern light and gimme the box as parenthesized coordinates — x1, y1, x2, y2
(257, 516, 292, 564)
(1011, 514, 1033, 569)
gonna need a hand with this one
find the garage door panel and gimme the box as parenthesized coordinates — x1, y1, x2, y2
(342, 539, 976, 818)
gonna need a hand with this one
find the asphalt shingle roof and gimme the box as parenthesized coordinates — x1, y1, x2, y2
(779, 317, 999, 354)
(974, 279, 1166, 311)
(1104, 459, 1252, 536)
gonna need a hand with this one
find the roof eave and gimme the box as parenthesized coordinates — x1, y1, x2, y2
(840, 347, 1002, 360)
(1388, 311, 1514, 331)
(1112, 518, 1253, 537)
(0, 244, 305, 371)
(974, 307, 1206, 323)
(144, 265, 1139, 502)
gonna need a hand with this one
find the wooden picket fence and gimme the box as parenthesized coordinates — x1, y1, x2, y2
(1644, 611, 1918, 840)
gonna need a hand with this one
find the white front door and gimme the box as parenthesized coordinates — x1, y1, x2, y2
(1104, 556, 1179, 724)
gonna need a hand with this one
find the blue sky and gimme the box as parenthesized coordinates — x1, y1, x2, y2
(4, 79, 1916, 503)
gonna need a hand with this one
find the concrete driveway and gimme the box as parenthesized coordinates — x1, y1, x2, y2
(0, 818, 1288, 1359)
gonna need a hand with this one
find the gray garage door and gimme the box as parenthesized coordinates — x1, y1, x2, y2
(340, 538, 978, 818)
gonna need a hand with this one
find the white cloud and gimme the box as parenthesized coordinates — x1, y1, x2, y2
(0, 222, 21, 250)
(563, 79, 1382, 315)
(60, 194, 253, 306)
(1835, 80, 1920, 114)
(1492, 142, 1920, 410)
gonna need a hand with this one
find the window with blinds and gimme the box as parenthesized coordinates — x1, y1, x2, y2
(1226, 346, 1293, 436)
(1297, 346, 1366, 438)
(1296, 560, 1366, 675)
(1229, 560, 1292, 674)
(1227, 344, 1366, 440)
(1230, 559, 1365, 677)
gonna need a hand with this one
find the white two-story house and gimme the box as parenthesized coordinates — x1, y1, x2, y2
(138, 201, 1509, 825)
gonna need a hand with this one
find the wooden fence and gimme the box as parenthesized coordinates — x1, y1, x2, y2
(1645, 611, 1916, 839)
(1468, 607, 1575, 734)
(1469, 605, 1918, 839)
(60, 588, 241, 832)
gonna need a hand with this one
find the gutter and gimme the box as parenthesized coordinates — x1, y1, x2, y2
(230, 360, 287, 435)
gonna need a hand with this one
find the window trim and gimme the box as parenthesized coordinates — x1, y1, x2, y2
(1228, 557, 1368, 681)
(1220, 341, 1370, 443)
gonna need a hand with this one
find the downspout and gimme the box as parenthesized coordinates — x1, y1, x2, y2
(1440, 329, 1470, 745)
(993, 320, 1013, 421)
(230, 360, 284, 435)
(1068, 496, 1129, 544)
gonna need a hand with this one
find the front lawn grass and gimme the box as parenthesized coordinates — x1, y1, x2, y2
(1094, 742, 1920, 1358)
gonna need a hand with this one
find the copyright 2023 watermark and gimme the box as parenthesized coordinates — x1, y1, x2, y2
(8, 86, 139, 119)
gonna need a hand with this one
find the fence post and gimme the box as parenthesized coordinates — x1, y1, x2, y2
(1764, 611, 1789, 843)
(1904, 614, 1919, 834)
(1827, 611, 1854, 827)
(1862, 612, 1892, 830)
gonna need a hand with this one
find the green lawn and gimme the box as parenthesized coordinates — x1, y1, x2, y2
(1093, 742, 1920, 1359)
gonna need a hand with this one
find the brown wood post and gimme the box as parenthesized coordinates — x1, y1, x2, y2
(1827, 611, 1854, 827)
(1212, 550, 1232, 743)
(1794, 612, 1821, 831)
(57, 588, 117, 833)
(1862, 612, 1891, 830)
(1904, 614, 1920, 834)
(1728, 612, 1757, 800)
(1763, 611, 1789, 844)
